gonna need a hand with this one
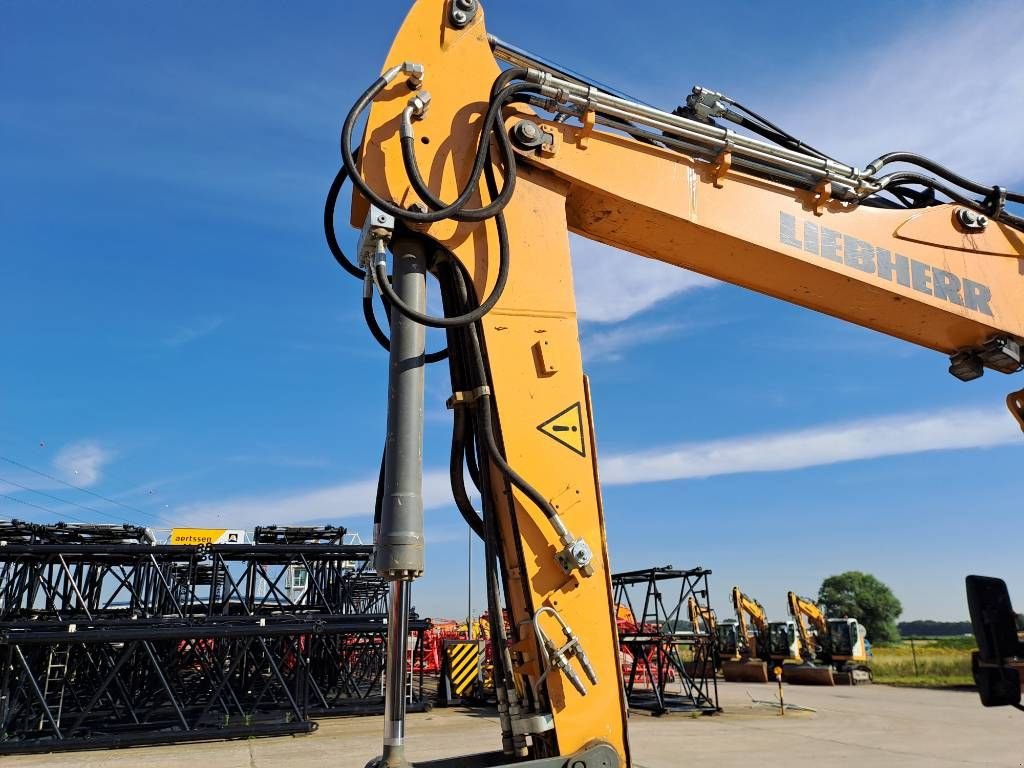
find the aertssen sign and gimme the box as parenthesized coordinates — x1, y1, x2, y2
(169, 528, 245, 545)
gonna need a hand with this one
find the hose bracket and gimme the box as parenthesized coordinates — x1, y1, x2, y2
(984, 186, 1007, 219)
(357, 205, 396, 270)
(446, 386, 492, 409)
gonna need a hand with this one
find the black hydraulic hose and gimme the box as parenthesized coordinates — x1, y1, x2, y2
(874, 173, 1024, 230)
(463, 424, 483, 493)
(361, 291, 449, 363)
(324, 163, 364, 280)
(474, 397, 558, 524)
(868, 151, 1024, 204)
(439, 262, 485, 539)
(450, 409, 485, 540)
(372, 206, 510, 328)
(732, 114, 832, 162)
(880, 171, 988, 209)
(341, 74, 527, 224)
(726, 99, 837, 163)
(479, 446, 516, 718)
(398, 84, 537, 222)
(324, 154, 447, 359)
(362, 295, 392, 351)
(445, 265, 560, 525)
(442, 258, 485, 496)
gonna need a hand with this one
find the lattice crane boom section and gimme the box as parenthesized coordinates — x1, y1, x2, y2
(0, 522, 428, 753)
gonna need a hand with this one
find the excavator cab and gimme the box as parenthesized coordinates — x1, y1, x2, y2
(768, 620, 800, 662)
(716, 619, 740, 659)
(827, 619, 867, 661)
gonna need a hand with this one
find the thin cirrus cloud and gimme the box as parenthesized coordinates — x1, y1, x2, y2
(779, 2, 1024, 185)
(570, 236, 716, 324)
(52, 440, 114, 487)
(175, 406, 1019, 530)
(175, 469, 456, 531)
(582, 322, 684, 363)
(599, 407, 1021, 485)
(163, 315, 226, 348)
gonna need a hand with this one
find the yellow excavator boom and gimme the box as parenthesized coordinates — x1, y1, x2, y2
(787, 591, 828, 661)
(687, 596, 716, 636)
(334, 2, 1024, 764)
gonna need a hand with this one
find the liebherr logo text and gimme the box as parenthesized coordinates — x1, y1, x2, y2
(779, 211, 994, 317)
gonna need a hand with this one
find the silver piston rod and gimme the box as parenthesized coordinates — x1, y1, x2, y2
(372, 237, 427, 768)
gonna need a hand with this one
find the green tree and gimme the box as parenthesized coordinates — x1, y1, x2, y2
(818, 571, 902, 643)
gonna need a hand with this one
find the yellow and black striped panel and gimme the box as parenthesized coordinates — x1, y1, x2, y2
(445, 641, 482, 696)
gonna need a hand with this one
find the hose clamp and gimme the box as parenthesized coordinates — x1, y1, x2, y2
(446, 386, 491, 409)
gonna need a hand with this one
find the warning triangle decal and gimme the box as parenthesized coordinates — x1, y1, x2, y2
(536, 402, 586, 457)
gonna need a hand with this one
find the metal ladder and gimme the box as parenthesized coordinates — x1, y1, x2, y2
(39, 644, 68, 731)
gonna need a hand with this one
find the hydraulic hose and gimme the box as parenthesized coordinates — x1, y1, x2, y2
(444, 264, 561, 526)
(325, 164, 365, 279)
(324, 153, 449, 358)
(362, 291, 449, 363)
(439, 263, 485, 539)
(371, 207, 509, 328)
(398, 83, 539, 221)
(341, 72, 529, 224)
(876, 171, 1024, 229)
(450, 408, 485, 539)
(726, 99, 836, 163)
(866, 151, 1024, 204)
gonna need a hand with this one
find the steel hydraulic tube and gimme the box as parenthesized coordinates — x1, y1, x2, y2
(374, 237, 427, 768)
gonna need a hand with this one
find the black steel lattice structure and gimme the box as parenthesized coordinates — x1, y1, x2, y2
(612, 566, 719, 715)
(0, 522, 428, 753)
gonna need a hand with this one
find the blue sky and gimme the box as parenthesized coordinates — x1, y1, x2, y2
(3, 1, 1023, 624)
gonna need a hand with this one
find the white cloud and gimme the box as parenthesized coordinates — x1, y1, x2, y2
(174, 406, 1020, 531)
(785, 2, 1024, 184)
(175, 469, 454, 530)
(600, 407, 1020, 485)
(571, 236, 715, 323)
(163, 315, 225, 348)
(582, 322, 683, 363)
(52, 440, 114, 487)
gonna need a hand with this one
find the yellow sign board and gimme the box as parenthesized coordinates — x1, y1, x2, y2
(536, 402, 586, 457)
(169, 528, 245, 545)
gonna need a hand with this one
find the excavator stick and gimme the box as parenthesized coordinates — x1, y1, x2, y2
(721, 659, 770, 684)
(782, 663, 836, 686)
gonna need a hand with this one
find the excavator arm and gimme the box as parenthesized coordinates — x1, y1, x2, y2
(787, 591, 828, 662)
(329, 2, 1024, 766)
(731, 586, 768, 657)
(688, 597, 716, 637)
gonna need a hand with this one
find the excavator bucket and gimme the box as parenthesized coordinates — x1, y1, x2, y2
(782, 662, 835, 686)
(721, 659, 769, 683)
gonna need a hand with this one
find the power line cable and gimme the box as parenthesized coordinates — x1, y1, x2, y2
(0, 475, 132, 525)
(0, 493, 88, 523)
(0, 455, 165, 523)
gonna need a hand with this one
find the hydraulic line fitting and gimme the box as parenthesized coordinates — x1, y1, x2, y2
(534, 606, 600, 696)
(547, 514, 594, 577)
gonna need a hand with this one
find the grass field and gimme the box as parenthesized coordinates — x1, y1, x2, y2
(870, 636, 974, 688)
